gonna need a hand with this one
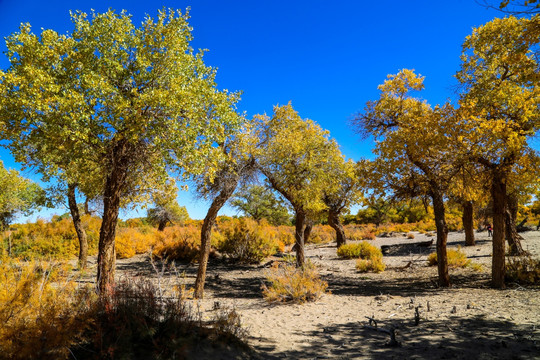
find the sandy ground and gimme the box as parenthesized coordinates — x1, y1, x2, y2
(83, 230, 540, 359)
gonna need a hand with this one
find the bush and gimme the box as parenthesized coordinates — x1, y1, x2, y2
(306, 225, 334, 244)
(262, 261, 328, 303)
(115, 227, 157, 258)
(505, 256, 540, 285)
(407, 232, 415, 239)
(356, 257, 386, 273)
(337, 241, 382, 260)
(152, 225, 201, 262)
(427, 246, 471, 268)
(218, 218, 282, 263)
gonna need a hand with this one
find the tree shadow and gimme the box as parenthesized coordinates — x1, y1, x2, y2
(254, 316, 539, 359)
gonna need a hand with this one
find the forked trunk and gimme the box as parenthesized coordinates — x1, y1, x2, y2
(431, 187, 450, 287)
(462, 201, 475, 246)
(491, 170, 506, 289)
(67, 183, 88, 269)
(505, 195, 525, 255)
(194, 182, 238, 299)
(294, 209, 307, 268)
(328, 209, 346, 247)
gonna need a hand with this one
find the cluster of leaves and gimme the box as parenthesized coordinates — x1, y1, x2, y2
(261, 260, 329, 303)
(337, 241, 386, 273)
(229, 184, 291, 225)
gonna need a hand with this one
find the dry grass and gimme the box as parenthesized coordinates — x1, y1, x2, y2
(427, 246, 473, 268)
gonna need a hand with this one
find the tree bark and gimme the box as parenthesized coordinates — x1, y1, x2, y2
(462, 201, 475, 246)
(67, 183, 88, 269)
(97, 141, 129, 294)
(294, 209, 307, 268)
(194, 181, 238, 299)
(304, 219, 313, 244)
(491, 170, 507, 289)
(431, 186, 450, 287)
(84, 197, 91, 215)
(328, 209, 347, 247)
(157, 219, 168, 232)
(505, 194, 525, 255)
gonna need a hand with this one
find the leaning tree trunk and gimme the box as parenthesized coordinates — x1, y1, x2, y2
(194, 182, 238, 299)
(431, 186, 450, 287)
(67, 183, 88, 269)
(328, 209, 347, 247)
(491, 170, 507, 289)
(157, 219, 168, 232)
(462, 201, 475, 246)
(505, 194, 525, 255)
(294, 209, 307, 268)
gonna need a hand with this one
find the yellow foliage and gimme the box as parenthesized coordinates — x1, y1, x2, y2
(115, 227, 157, 259)
(506, 256, 540, 285)
(262, 261, 328, 303)
(427, 246, 471, 268)
(337, 241, 383, 261)
(307, 225, 335, 244)
(356, 257, 386, 273)
(152, 225, 201, 262)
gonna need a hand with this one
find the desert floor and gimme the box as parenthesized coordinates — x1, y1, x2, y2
(81, 230, 540, 359)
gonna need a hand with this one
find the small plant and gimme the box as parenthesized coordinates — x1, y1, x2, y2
(505, 256, 540, 285)
(407, 232, 415, 239)
(262, 261, 328, 303)
(427, 246, 471, 268)
(356, 257, 385, 273)
(337, 241, 382, 260)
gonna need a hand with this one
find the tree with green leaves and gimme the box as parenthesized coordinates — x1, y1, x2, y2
(147, 179, 189, 231)
(456, 15, 540, 288)
(0, 161, 45, 231)
(254, 103, 343, 267)
(0, 9, 242, 293)
(229, 184, 291, 225)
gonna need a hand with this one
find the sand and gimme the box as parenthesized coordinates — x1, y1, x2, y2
(85, 230, 540, 359)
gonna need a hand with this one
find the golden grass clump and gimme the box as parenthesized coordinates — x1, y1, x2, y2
(262, 261, 328, 303)
(307, 225, 335, 244)
(505, 256, 540, 285)
(427, 246, 471, 268)
(356, 257, 386, 273)
(152, 225, 201, 262)
(407, 232, 415, 239)
(337, 241, 386, 273)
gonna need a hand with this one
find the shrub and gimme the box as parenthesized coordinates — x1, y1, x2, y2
(115, 227, 157, 258)
(307, 225, 334, 244)
(505, 256, 540, 285)
(407, 232, 415, 239)
(356, 257, 386, 273)
(262, 261, 328, 303)
(218, 218, 282, 263)
(0, 260, 94, 359)
(344, 225, 366, 241)
(152, 225, 201, 262)
(337, 241, 382, 260)
(427, 246, 471, 268)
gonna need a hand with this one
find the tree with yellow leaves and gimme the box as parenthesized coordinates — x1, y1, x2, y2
(456, 15, 539, 288)
(0, 9, 242, 293)
(353, 69, 469, 287)
(254, 103, 344, 267)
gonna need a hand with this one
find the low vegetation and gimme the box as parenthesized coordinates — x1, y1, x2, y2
(262, 260, 329, 303)
(427, 246, 473, 269)
(505, 256, 540, 285)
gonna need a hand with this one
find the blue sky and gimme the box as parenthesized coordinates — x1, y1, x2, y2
(0, 0, 503, 220)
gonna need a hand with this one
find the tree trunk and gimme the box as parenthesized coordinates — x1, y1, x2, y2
(97, 142, 129, 294)
(328, 209, 347, 247)
(84, 197, 91, 215)
(491, 170, 507, 289)
(294, 209, 307, 268)
(304, 219, 313, 244)
(462, 201, 475, 246)
(157, 219, 167, 232)
(194, 181, 238, 299)
(505, 194, 525, 255)
(67, 183, 88, 269)
(431, 187, 450, 287)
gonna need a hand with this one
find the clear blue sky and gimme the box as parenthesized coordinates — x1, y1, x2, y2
(0, 0, 503, 220)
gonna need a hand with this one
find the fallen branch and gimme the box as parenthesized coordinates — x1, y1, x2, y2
(364, 316, 401, 347)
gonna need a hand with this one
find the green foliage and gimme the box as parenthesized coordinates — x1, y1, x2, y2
(230, 184, 291, 225)
(0, 161, 45, 229)
(505, 256, 540, 285)
(217, 218, 283, 263)
(427, 246, 472, 268)
(262, 261, 328, 303)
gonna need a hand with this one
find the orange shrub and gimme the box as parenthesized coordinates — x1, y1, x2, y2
(307, 225, 335, 244)
(152, 225, 201, 262)
(115, 227, 157, 259)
